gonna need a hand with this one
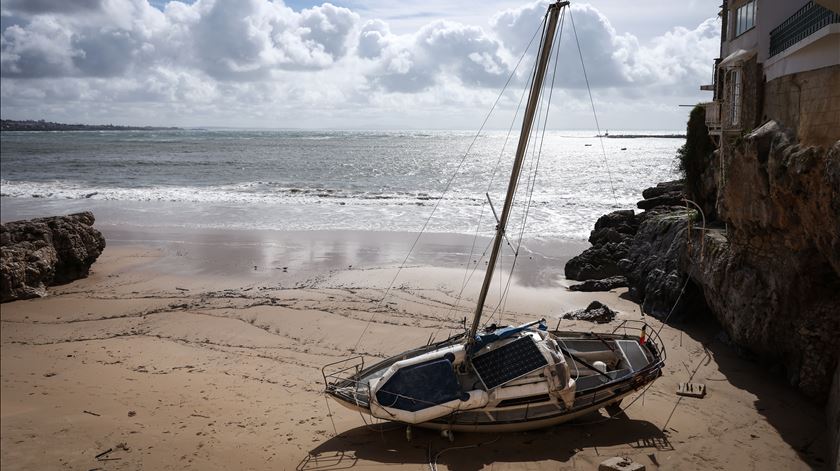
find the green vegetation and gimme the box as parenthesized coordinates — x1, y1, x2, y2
(1, 119, 179, 131)
(676, 105, 714, 201)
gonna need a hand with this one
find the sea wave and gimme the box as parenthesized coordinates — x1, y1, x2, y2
(0, 179, 487, 206)
(0, 129, 682, 239)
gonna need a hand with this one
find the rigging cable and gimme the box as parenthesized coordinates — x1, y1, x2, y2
(485, 7, 566, 328)
(437, 13, 548, 333)
(569, 8, 619, 207)
(483, 24, 551, 328)
(351, 15, 549, 353)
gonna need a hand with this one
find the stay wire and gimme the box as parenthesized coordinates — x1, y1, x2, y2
(569, 8, 619, 207)
(483, 21, 551, 328)
(487, 7, 566, 328)
(351, 15, 548, 353)
(440, 14, 547, 329)
(489, 85, 544, 328)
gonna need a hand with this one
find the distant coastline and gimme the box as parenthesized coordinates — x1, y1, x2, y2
(1, 119, 180, 132)
(600, 133, 686, 139)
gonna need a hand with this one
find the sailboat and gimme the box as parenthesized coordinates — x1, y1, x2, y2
(322, 0, 665, 433)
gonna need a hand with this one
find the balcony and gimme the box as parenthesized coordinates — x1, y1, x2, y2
(702, 101, 722, 135)
(769, 1, 840, 57)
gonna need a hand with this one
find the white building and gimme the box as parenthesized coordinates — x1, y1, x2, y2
(703, 0, 839, 146)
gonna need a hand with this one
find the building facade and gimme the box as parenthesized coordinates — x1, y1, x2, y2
(703, 0, 840, 147)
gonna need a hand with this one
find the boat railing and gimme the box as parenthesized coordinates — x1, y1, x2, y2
(321, 356, 365, 392)
(611, 320, 667, 362)
(564, 320, 666, 410)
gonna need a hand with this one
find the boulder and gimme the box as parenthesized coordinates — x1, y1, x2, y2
(569, 276, 628, 292)
(637, 180, 685, 211)
(1, 212, 105, 302)
(564, 243, 629, 281)
(562, 301, 617, 324)
(565, 210, 640, 281)
(636, 195, 684, 211)
(641, 180, 683, 199)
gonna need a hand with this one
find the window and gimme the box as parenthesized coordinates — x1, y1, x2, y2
(735, 1, 756, 37)
(728, 69, 742, 126)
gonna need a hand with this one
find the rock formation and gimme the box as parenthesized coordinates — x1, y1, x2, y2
(567, 122, 839, 404)
(682, 123, 840, 402)
(1, 212, 106, 302)
(564, 209, 640, 281)
(569, 275, 627, 292)
(562, 301, 617, 324)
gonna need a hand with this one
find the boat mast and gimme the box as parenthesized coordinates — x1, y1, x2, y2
(467, 1, 567, 346)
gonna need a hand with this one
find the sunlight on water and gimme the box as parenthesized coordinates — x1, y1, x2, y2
(0, 129, 681, 240)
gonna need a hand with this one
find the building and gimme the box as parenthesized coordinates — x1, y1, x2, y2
(702, 0, 840, 147)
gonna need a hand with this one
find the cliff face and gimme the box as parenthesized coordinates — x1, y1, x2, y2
(567, 122, 839, 403)
(685, 122, 840, 401)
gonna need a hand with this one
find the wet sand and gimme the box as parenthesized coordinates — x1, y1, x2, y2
(0, 228, 828, 470)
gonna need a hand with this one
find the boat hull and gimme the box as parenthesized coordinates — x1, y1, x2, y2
(324, 323, 665, 433)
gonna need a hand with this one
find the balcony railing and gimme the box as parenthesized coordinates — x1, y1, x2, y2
(703, 102, 721, 131)
(769, 1, 840, 57)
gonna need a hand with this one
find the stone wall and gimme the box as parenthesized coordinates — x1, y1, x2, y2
(763, 64, 840, 148)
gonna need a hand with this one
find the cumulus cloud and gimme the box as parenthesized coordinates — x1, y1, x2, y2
(1, 17, 78, 77)
(1, 0, 103, 15)
(185, 0, 359, 79)
(366, 20, 509, 92)
(358, 19, 390, 59)
(492, 1, 719, 91)
(0, 0, 720, 128)
(1, 0, 360, 80)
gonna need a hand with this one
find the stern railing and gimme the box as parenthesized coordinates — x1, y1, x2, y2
(321, 356, 365, 392)
(611, 319, 667, 363)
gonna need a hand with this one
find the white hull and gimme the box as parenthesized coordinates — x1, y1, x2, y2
(324, 322, 665, 433)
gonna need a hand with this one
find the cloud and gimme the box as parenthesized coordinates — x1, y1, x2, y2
(366, 19, 509, 92)
(358, 19, 390, 59)
(628, 17, 721, 93)
(186, 0, 359, 79)
(1, 17, 78, 77)
(1, 0, 103, 15)
(1, 0, 361, 80)
(0, 0, 720, 128)
(490, 0, 547, 56)
(491, 1, 720, 91)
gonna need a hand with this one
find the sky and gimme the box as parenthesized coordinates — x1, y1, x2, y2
(0, 0, 721, 130)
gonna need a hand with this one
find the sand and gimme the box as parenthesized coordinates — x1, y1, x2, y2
(0, 228, 829, 470)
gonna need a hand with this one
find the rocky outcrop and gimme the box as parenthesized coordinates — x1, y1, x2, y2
(636, 180, 685, 211)
(565, 181, 686, 295)
(1, 212, 106, 302)
(562, 301, 617, 324)
(619, 207, 693, 317)
(681, 123, 840, 402)
(566, 122, 839, 404)
(565, 181, 688, 302)
(564, 210, 639, 281)
(569, 276, 627, 292)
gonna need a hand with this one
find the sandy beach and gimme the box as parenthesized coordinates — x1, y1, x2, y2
(0, 228, 829, 470)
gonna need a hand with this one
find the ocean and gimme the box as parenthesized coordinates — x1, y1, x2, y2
(0, 129, 682, 241)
